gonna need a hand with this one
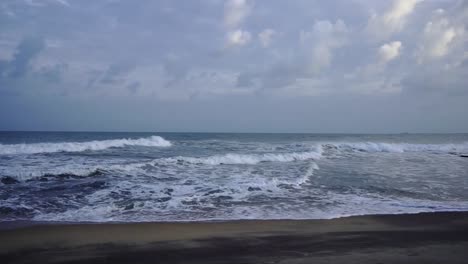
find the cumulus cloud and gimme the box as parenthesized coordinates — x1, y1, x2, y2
(235, 19, 349, 93)
(0, 1, 467, 101)
(223, 0, 252, 48)
(378, 41, 402, 63)
(224, 0, 251, 29)
(367, 0, 423, 39)
(417, 17, 464, 62)
(300, 20, 348, 74)
(401, 1, 468, 97)
(258, 29, 275, 47)
(1, 0, 467, 132)
(226, 29, 252, 46)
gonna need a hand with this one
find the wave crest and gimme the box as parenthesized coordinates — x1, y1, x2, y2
(325, 142, 468, 154)
(0, 135, 171, 155)
(161, 149, 323, 165)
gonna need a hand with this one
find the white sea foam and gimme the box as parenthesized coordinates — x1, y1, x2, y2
(31, 190, 468, 222)
(328, 142, 468, 154)
(158, 149, 323, 166)
(0, 165, 99, 180)
(0, 135, 171, 155)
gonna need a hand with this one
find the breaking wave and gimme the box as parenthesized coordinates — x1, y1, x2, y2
(159, 149, 323, 165)
(0, 136, 171, 155)
(328, 142, 468, 154)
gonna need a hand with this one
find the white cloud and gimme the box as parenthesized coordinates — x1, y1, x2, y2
(258, 29, 275, 47)
(300, 20, 348, 73)
(224, 0, 251, 29)
(378, 41, 402, 63)
(226, 29, 252, 46)
(223, 0, 252, 48)
(417, 18, 463, 62)
(23, 0, 44, 7)
(367, 0, 423, 39)
(53, 0, 70, 7)
(2, 0, 467, 102)
(23, 0, 70, 7)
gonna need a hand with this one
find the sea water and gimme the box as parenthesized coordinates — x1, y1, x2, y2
(1, 132, 468, 222)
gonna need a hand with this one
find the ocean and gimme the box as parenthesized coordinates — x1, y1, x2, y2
(1, 132, 468, 222)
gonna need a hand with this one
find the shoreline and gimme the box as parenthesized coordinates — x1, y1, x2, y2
(2, 209, 468, 227)
(2, 211, 468, 263)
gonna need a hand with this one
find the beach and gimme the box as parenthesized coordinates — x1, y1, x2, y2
(2, 211, 468, 263)
(1, 133, 468, 263)
(1, 0, 468, 261)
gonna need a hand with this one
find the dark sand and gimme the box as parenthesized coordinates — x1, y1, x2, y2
(2, 212, 468, 263)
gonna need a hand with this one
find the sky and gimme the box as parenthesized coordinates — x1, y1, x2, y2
(0, 0, 467, 133)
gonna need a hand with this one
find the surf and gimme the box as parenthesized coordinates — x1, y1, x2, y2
(0, 135, 172, 155)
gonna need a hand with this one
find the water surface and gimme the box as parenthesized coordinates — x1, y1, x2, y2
(1, 132, 468, 222)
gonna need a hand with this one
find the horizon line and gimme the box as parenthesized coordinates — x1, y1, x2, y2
(0, 130, 467, 135)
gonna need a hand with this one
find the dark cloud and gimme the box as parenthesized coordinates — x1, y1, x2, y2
(99, 63, 135, 85)
(38, 63, 68, 83)
(0, 36, 45, 79)
(0, 37, 48, 96)
(126, 81, 140, 94)
(236, 72, 257, 88)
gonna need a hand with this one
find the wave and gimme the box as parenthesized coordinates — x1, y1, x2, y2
(327, 142, 468, 154)
(0, 149, 322, 181)
(159, 149, 323, 166)
(1, 169, 107, 185)
(0, 136, 171, 155)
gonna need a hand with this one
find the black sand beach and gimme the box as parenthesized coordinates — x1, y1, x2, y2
(2, 211, 468, 263)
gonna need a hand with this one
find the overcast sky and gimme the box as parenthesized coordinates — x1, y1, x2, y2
(0, 0, 467, 133)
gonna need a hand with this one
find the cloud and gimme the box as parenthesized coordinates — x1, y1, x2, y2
(37, 63, 68, 83)
(54, 0, 70, 7)
(0, 0, 467, 132)
(235, 19, 349, 93)
(236, 71, 257, 88)
(400, 1, 468, 97)
(417, 17, 464, 62)
(126, 81, 140, 94)
(23, 0, 70, 7)
(224, 0, 251, 29)
(2, 37, 45, 78)
(258, 29, 275, 47)
(223, 0, 252, 48)
(162, 54, 190, 87)
(99, 63, 135, 85)
(0, 36, 73, 97)
(367, 0, 423, 39)
(226, 29, 252, 46)
(300, 19, 348, 74)
(378, 41, 402, 63)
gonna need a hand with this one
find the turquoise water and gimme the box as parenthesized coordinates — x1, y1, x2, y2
(1, 132, 468, 222)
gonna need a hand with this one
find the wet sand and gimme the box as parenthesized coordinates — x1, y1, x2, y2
(1, 211, 468, 263)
